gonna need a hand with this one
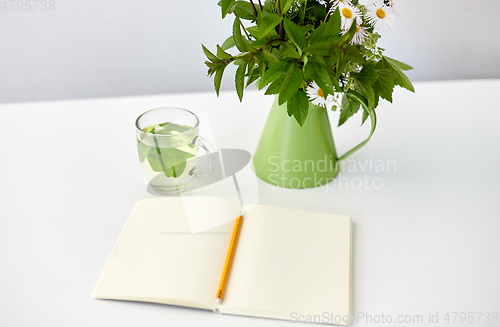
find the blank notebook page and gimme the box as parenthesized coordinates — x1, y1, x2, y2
(219, 205, 352, 322)
(92, 197, 240, 310)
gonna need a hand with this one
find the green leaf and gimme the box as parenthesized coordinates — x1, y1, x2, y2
(217, 45, 232, 60)
(264, 74, 286, 95)
(247, 59, 256, 82)
(375, 68, 398, 80)
(323, 55, 338, 73)
(233, 1, 256, 20)
(372, 87, 380, 109)
(306, 3, 327, 23)
(350, 63, 378, 107)
(268, 60, 290, 71)
(382, 57, 415, 92)
(246, 26, 259, 38)
(256, 12, 282, 39)
(214, 65, 226, 97)
(335, 56, 346, 79)
(347, 90, 369, 111)
(352, 78, 375, 109)
(233, 17, 245, 52)
(280, 43, 301, 59)
(232, 17, 256, 53)
(253, 28, 280, 44)
(384, 56, 413, 71)
(300, 25, 314, 34)
(235, 62, 247, 101)
(307, 8, 339, 43)
(303, 41, 335, 56)
(263, 0, 273, 11)
(307, 24, 327, 45)
(395, 70, 414, 92)
(311, 58, 341, 92)
(311, 55, 327, 67)
(287, 89, 309, 126)
(280, 0, 294, 13)
(341, 17, 358, 43)
(311, 61, 338, 96)
(146, 146, 195, 178)
(259, 69, 283, 90)
(206, 60, 223, 76)
(247, 68, 260, 87)
(339, 94, 361, 126)
(258, 51, 266, 77)
(278, 63, 304, 105)
(137, 139, 146, 162)
(221, 36, 236, 50)
(373, 80, 394, 104)
(221, 0, 235, 19)
(262, 48, 280, 63)
(351, 62, 378, 85)
(373, 67, 397, 103)
(345, 47, 365, 64)
(283, 18, 307, 50)
(303, 62, 314, 80)
(202, 44, 218, 62)
(322, 8, 341, 37)
(271, 47, 283, 59)
(361, 108, 369, 125)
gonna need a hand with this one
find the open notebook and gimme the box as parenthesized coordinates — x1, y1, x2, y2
(92, 197, 353, 325)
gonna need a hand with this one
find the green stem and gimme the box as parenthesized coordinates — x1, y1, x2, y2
(249, 0, 258, 17)
(323, 11, 330, 24)
(278, 0, 284, 39)
(323, 1, 333, 24)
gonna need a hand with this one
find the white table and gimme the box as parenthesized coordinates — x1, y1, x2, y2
(1, 80, 499, 326)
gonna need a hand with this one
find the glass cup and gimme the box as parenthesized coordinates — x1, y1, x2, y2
(135, 107, 215, 195)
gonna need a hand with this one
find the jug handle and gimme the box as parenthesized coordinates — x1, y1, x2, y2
(335, 100, 377, 170)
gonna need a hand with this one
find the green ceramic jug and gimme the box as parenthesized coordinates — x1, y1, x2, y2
(253, 96, 376, 189)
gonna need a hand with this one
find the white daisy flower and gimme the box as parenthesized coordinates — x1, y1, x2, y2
(330, 0, 352, 9)
(365, 0, 397, 31)
(351, 24, 369, 44)
(335, 2, 362, 31)
(307, 82, 335, 110)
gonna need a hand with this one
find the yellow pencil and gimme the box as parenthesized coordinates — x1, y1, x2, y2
(215, 215, 243, 304)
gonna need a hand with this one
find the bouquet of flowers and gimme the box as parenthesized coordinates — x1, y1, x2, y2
(203, 0, 413, 126)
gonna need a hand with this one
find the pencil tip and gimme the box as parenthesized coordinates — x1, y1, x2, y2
(215, 298, 222, 305)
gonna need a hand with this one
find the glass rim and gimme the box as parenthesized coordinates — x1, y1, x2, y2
(135, 107, 200, 137)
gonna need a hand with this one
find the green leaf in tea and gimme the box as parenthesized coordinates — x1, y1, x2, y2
(139, 123, 196, 178)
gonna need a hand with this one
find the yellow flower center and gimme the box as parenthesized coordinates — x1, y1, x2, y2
(356, 25, 360, 33)
(376, 8, 386, 19)
(342, 7, 353, 19)
(317, 88, 324, 98)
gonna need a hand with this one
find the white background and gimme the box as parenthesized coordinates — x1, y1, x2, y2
(0, 0, 500, 103)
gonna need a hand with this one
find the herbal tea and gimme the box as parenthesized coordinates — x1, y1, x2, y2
(137, 122, 197, 193)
